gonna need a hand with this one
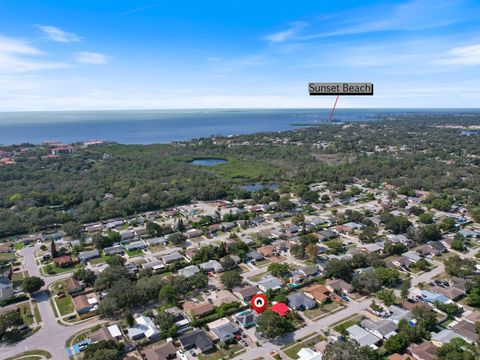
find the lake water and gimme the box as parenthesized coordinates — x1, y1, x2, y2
(0, 108, 477, 145)
(191, 158, 227, 166)
(240, 183, 280, 192)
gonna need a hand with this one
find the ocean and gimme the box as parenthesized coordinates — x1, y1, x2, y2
(0, 108, 477, 145)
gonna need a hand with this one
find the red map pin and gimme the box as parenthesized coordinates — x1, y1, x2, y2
(251, 294, 268, 314)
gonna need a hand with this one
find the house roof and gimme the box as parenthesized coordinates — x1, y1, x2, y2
(431, 329, 464, 344)
(183, 301, 214, 317)
(346, 324, 381, 347)
(270, 303, 290, 317)
(326, 279, 353, 293)
(258, 276, 283, 291)
(143, 342, 177, 360)
(208, 318, 238, 341)
(179, 329, 213, 351)
(450, 320, 477, 342)
(430, 286, 464, 300)
(72, 295, 90, 310)
(178, 265, 200, 278)
(408, 341, 437, 360)
(65, 277, 82, 290)
(233, 285, 258, 299)
(199, 260, 223, 272)
(287, 293, 316, 309)
(298, 265, 318, 276)
(89, 327, 113, 343)
(361, 318, 397, 337)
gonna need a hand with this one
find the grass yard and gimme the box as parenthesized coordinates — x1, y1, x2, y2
(211, 158, 278, 181)
(11, 270, 27, 284)
(198, 344, 243, 360)
(283, 334, 325, 359)
(332, 314, 365, 335)
(248, 272, 268, 282)
(18, 302, 35, 325)
(42, 263, 81, 275)
(304, 302, 343, 320)
(0, 252, 16, 261)
(89, 255, 111, 265)
(4, 350, 52, 360)
(13, 242, 25, 251)
(32, 302, 42, 323)
(54, 295, 75, 316)
(126, 249, 144, 257)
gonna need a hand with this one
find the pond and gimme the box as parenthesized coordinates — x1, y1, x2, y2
(190, 158, 227, 166)
(240, 183, 279, 192)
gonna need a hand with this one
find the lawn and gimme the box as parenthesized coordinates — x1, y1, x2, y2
(89, 255, 111, 265)
(249, 272, 269, 282)
(198, 344, 243, 360)
(211, 158, 278, 181)
(54, 295, 75, 316)
(332, 314, 365, 335)
(32, 302, 42, 323)
(42, 263, 81, 275)
(283, 334, 325, 359)
(18, 302, 35, 325)
(13, 242, 25, 251)
(0, 253, 16, 261)
(304, 302, 343, 320)
(11, 271, 27, 284)
(126, 249, 144, 257)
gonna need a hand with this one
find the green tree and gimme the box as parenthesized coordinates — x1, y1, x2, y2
(437, 338, 477, 360)
(376, 289, 397, 306)
(256, 310, 294, 339)
(83, 340, 123, 360)
(21, 276, 45, 295)
(400, 277, 411, 300)
(155, 312, 178, 339)
(418, 212, 434, 224)
(220, 270, 243, 289)
(440, 217, 456, 231)
(73, 268, 96, 287)
(268, 263, 290, 278)
(159, 284, 177, 304)
(50, 238, 58, 259)
(324, 259, 353, 281)
(220, 256, 236, 270)
(323, 340, 382, 360)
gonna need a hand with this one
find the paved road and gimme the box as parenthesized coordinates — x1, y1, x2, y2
(0, 245, 104, 360)
(233, 297, 373, 360)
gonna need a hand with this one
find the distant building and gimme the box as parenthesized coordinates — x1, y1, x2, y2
(0, 279, 14, 301)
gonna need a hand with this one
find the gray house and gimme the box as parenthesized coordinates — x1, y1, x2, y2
(78, 250, 100, 263)
(287, 292, 316, 310)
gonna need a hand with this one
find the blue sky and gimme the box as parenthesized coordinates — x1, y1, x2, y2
(1, 0, 480, 110)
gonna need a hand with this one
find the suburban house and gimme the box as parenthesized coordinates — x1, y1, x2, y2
(450, 320, 477, 343)
(65, 277, 84, 294)
(183, 301, 214, 320)
(127, 315, 161, 341)
(270, 302, 290, 317)
(208, 318, 239, 343)
(297, 265, 318, 278)
(407, 341, 437, 360)
(207, 290, 238, 307)
(234, 309, 258, 328)
(233, 285, 258, 301)
(246, 250, 264, 263)
(178, 329, 214, 353)
(388, 305, 413, 324)
(165, 307, 191, 334)
(431, 329, 466, 346)
(346, 324, 381, 348)
(142, 341, 177, 360)
(162, 252, 183, 264)
(178, 265, 200, 278)
(125, 241, 146, 252)
(89, 327, 113, 343)
(360, 318, 397, 339)
(257, 276, 283, 292)
(287, 292, 316, 310)
(78, 250, 100, 263)
(325, 279, 353, 295)
(53, 255, 73, 267)
(145, 237, 167, 247)
(103, 245, 124, 256)
(73, 294, 98, 317)
(0, 279, 14, 301)
(257, 245, 276, 257)
(304, 284, 330, 303)
(199, 260, 223, 273)
(142, 259, 165, 272)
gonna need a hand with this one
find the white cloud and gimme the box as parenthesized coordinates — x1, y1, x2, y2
(0, 36, 42, 55)
(0, 36, 68, 73)
(75, 52, 110, 64)
(436, 44, 480, 65)
(36, 25, 81, 43)
(264, 22, 307, 43)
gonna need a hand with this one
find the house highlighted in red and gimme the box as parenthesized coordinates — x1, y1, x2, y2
(270, 302, 290, 317)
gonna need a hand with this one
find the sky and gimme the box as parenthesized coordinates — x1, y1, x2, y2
(1, 0, 480, 110)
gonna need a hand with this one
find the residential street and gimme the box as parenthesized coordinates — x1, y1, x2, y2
(0, 245, 104, 360)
